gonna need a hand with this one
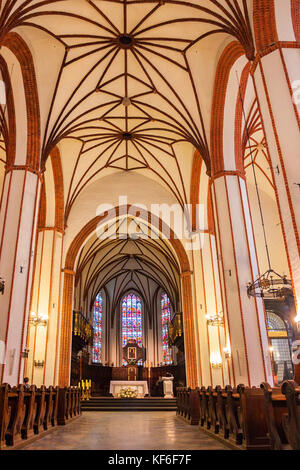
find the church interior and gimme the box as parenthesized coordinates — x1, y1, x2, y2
(0, 0, 300, 452)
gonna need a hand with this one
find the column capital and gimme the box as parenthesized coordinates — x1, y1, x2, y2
(38, 226, 65, 235)
(5, 164, 44, 181)
(62, 268, 76, 276)
(180, 270, 193, 279)
(251, 41, 300, 74)
(210, 169, 246, 183)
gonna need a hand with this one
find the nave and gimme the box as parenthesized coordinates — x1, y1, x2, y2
(21, 411, 227, 451)
(0, 0, 300, 454)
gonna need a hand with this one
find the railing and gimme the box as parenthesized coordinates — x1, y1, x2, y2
(73, 310, 93, 345)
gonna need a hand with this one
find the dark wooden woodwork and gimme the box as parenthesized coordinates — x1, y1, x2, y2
(22, 385, 36, 439)
(5, 385, 26, 446)
(281, 380, 300, 450)
(51, 386, 59, 427)
(215, 386, 229, 439)
(34, 385, 46, 435)
(237, 384, 270, 450)
(43, 386, 54, 431)
(200, 386, 211, 430)
(0, 384, 80, 448)
(224, 385, 243, 446)
(260, 382, 289, 450)
(0, 384, 11, 449)
(178, 384, 286, 450)
(207, 386, 219, 434)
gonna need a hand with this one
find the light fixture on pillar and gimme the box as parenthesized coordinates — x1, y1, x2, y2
(0, 277, 5, 295)
(205, 311, 224, 327)
(29, 312, 48, 327)
(34, 360, 44, 368)
(223, 345, 231, 359)
(21, 348, 30, 359)
(236, 73, 292, 300)
(210, 352, 222, 369)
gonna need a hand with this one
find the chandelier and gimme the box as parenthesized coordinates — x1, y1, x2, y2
(237, 77, 292, 299)
(247, 269, 292, 299)
(206, 311, 224, 327)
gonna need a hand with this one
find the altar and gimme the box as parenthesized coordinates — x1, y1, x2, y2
(109, 381, 148, 398)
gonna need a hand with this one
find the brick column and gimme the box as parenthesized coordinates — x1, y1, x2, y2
(181, 270, 198, 388)
(26, 227, 64, 386)
(211, 173, 273, 387)
(252, 42, 300, 314)
(58, 269, 75, 387)
(0, 167, 41, 385)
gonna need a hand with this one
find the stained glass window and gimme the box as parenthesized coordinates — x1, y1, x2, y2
(161, 292, 173, 365)
(92, 292, 103, 363)
(121, 293, 142, 365)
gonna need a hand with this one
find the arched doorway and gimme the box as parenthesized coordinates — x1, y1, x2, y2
(266, 311, 294, 383)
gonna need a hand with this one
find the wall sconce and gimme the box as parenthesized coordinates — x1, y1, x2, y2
(0, 277, 5, 295)
(206, 311, 224, 327)
(34, 360, 44, 368)
(21, 348, 29, 358)
(29, 312, 48, 327)
(223, 346, 231, 359)
(210, 352, 222, 369)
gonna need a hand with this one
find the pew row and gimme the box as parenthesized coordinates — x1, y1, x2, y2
(261, 381, 300, 450)
(177, 383, 300, 450)
(0, 384, 81, 449)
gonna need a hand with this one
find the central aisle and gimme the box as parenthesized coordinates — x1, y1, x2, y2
(22, 412, 229, 450)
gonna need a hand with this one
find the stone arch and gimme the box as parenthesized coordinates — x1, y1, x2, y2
(210, 41, 245, 176)
(59, 206, 197, 388)
(1, 32, 40, 171)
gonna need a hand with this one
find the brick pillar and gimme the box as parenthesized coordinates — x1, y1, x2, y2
(0, 167, 41, 385)
(211, 173, 273, 387)
(252, 42, 300, 317)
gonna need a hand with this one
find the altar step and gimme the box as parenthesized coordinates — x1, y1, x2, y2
(81, 397, 177, 412)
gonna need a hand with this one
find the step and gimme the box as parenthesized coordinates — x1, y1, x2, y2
(82, 408, 177, 412)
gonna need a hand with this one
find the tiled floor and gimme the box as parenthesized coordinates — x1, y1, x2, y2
(22, 412, 229, 450)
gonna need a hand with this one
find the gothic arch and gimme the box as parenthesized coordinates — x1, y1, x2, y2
(1, 32, 40, 171)
(59, 206, 197, 388)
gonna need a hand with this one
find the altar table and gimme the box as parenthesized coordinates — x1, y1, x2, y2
(109, 380, 148, 398)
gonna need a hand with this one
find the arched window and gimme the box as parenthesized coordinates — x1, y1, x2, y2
(161, 292, 173, 365)
(92, 292, 103, 363)
(121, 293, 142, 365)
(266, 311, 293, 382)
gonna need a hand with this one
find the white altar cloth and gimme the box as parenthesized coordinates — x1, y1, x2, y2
(109, 380, 148, 398)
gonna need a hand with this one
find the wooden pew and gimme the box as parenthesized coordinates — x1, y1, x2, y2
(0, 384, 11, 449)
(0, 383, 81, 449)
(260, 382, 289, 450)
(207, 386, 219, 434)
(237, 384, 270, 450)
(34, 385, 46, 435)
(57, 387, 81, 426)
(43, 386, 54, 431)
(5, 385, 26, 447)
(22, 385, 36, 439)
(281, 380, 300, 450)
(215, 386, 229, 439)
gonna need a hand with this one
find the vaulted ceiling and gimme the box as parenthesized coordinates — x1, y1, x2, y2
(0, 1, 257, 316)
(74, 216, 180, 321)
(0, 0, 254, 219)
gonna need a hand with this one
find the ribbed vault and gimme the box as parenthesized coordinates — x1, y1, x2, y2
(74, 216, 180, 324)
